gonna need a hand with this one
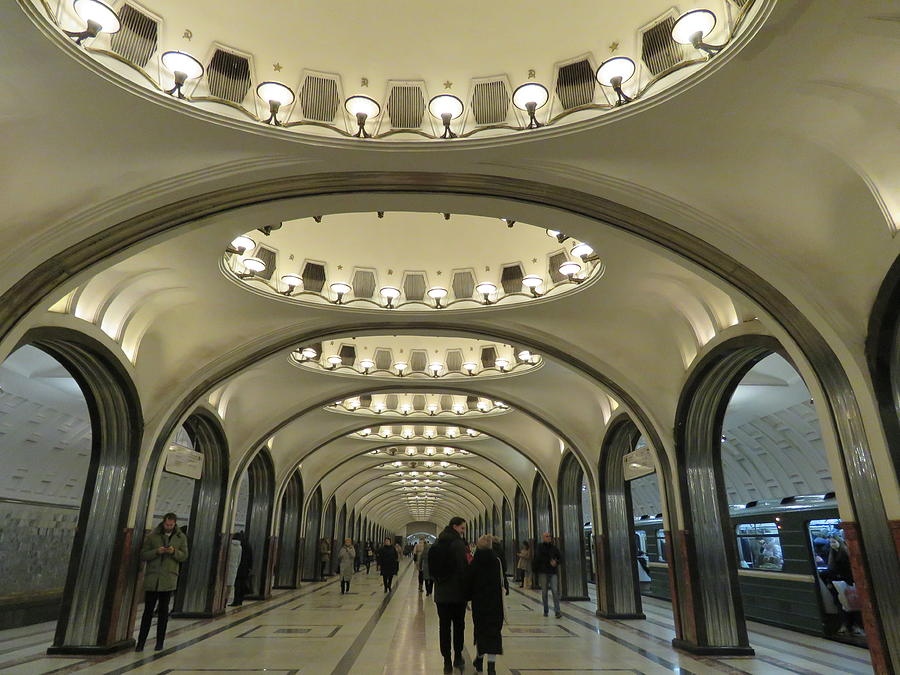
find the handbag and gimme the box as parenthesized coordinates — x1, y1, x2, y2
(843, 584, 862, 612)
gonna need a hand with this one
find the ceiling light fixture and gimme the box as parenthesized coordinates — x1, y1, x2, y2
(256, 81, 295, 125)
(358, 428, 371, 436)
(596, 56, 636, 106)
(359, 358, 375, 373)
(428, 94, 464, 138)
(570, 242, 597, 261)
(327, 355, 343, 368)
(161, 50, 204, 99)
(512, 82, 549, 129)
(238, 257, 266, 278)
(394, 361, 408, 376)
(330, 281, 351, 303)
(546, 228, 570, 243)
(280, 274, 302, 295)
(380, 286, 401, 308)
(522, 275, 543, 297)
(301, 347, 317, 360)
(345, 95, 381, 138)
(65, 0, 120, 44)
(475, 282, 497, 304)
(400, 403, 412, 415)
(426, 403, 438, 415)
(495, 358, 510, 372)
(466, 428, 478, 437)
(559, 261, 582, 280)
(429, 362, 443, 377)
(518, 350, 532, 362)
(227, 235, 255, 255)
(427, 286, 448, 309)
(462, 362, 478, 376)
(672, 9, 722, 55)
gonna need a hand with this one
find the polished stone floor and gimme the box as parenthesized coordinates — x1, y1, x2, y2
(0, 559, 872, 674)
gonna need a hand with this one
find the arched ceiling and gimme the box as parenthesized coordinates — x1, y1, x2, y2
(1, 0, 898, 531)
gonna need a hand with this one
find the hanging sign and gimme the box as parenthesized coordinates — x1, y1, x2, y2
(623, 446, 655, 481)
(164, 443, 203, 480)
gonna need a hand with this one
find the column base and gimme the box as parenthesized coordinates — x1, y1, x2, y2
(596, 610, 646, 620)
(170, 609, 224, 619)
(672, 638, 755, 656)
(47, 638, 135, 655)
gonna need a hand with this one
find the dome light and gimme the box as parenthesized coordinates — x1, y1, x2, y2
(401, 429, 414, 439)
(427, 286, 449, 308)
(443, 448, 454, 456)
(161, 51, 204, 98)
(359, 358, 375, 373)
(466, 428, 478, 437)
(522, 275, 543, 297)
(545, 228, 569, 243)
(424, 429, 435, 438)
(425, 447, 437, 456)
(571, 242, 595, 260)
(405, 447, 417, 456)
(462, 362, 478, 375)
(429, 362, 443, 377)
(345, 95, 381, 138)
(380, 427, 392, 437)
(512, 83, 549, 129)
(400, 403, 412, 415)
(301, 347, 317, 359)
(327, 355, 343, 367)
(452, 402, 466, 414)
(229, 235, 255, 255)
(380, 286, 401, 308)
(256, 81, 295, 126)
(66, 0, 120, 44)
(240, 257, 266, 276)
(373, 402, 386, 413)
(281, 274, 302, 294)
(518, 350, 532, 361)
(426, 403, 439, 415)
(446, 427, 459, 438)
(394, 361, 408, 375)
(358, 428, 371, 436)
(596, 57, 636, 106)
(559, 261, 582, 279)
(671, 9, 722, 55)
(330, 281, 352, 303)
(428, 94, 464, 138)
(495, 358, 510, 372)
(475, 282, 497, 304)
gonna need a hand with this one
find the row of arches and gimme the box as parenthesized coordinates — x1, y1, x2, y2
(2, 300, 899, 668)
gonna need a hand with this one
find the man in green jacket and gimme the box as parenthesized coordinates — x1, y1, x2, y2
(136, 512, 188, 651)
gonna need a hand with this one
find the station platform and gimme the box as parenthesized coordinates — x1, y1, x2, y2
(0, 560, 871, 674)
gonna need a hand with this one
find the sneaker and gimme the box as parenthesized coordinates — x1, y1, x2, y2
(555, 611, 562, 619)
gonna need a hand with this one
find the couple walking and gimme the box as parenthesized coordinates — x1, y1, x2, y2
(431, 516, 507, 674)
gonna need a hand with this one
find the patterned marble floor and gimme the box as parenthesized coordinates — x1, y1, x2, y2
(0, 559, 872, 674)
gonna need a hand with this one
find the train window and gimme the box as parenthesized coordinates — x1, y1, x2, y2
(656, 529, 666, 562)
(808, 518, 841, 570)
(634, 530, 647, 554)
(735, 522, 784, 571)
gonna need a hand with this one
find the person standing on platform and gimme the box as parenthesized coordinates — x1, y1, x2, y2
(430, 516, 469, 673)
(467, 535, 508, 674)
(136, 512, 188, 652)
(533, 531, 562, 618)
(318, 537, 332, 579)
(377, 537, 399, 592)
(417, 538, 434, 595)
(230, 533, 253, 607)
(225, 533, 242, 604)
(365, 543, 374, 574)
(337, 538, 356, 594)
(516, 541, 532, 588)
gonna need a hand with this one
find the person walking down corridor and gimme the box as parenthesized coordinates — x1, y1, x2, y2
(136, 512, 188, 651)
(225, 533, 242, 605)
(417, 538, 434, 595)
(365, 543, 374, 574)
(516, 541, 532, 588)
(533, 532, 562, 618)
(318, 537, 332, 579)
(338, 538, 356, 594)
(430, 516, 469, 673)
(377, 537, 399, 592)
(467, 535, 508, 674)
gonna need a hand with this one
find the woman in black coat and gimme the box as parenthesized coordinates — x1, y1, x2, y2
(466, 535, 507, 674)
(376, 537, 399, 592)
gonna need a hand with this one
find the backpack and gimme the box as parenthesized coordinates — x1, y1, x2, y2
(428, 537, 456, 582)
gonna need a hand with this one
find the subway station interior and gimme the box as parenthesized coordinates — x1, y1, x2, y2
(1, 1, 899, 673)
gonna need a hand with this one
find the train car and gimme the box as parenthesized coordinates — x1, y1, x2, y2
(631, 494, 865, 646)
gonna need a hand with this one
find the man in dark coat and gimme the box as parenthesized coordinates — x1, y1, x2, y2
(230, 532, 253, 607)
(137, 513, 188, 651)
(433, 516, 469, 673)
(376, 537, 399, 592)
(532, 531, 562, 618)
(466, 535, 508, 674)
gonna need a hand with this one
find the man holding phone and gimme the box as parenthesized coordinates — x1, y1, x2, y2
(136, 512, 189, 651)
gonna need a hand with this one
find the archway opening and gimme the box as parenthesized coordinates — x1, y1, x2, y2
(274, 471, 303, 589)
(234, 450, 275, 601)
(301, 488, 323, 582)
(558, 454, 589, 600)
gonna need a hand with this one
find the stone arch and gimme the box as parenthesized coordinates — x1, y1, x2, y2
(171, 408, 230, 617)
(514, 486, 530, 550)
(596, 415, 646, 619)
(301, 486, 323, 581)
(274, 470, 303, 589)
(558, 452, 589, 601)
(321, 496, 337, 577)
(332, 503, 347, 574)
(240, 448, 275, 600)
(532, 474, 554, 541)
(12, 327, 143, 654)
(502, 498, 515, 573)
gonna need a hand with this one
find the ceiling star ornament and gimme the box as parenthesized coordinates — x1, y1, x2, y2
(273, 62, 283, 72)
(609, 41, 620, 52)
(182, 29, 192, 40)
(361, 77, 369, 87)
(443, 80, 453, 89)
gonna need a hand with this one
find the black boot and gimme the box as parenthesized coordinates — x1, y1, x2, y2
(487, 661, 496, 674)
(443, 657, 453, 674)
(454, 652, 464, 670)
(154, 640, 164, 651)
(473, 654, 484, 672)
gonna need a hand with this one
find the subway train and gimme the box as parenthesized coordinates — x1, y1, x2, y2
(585, 494, 866, 646)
